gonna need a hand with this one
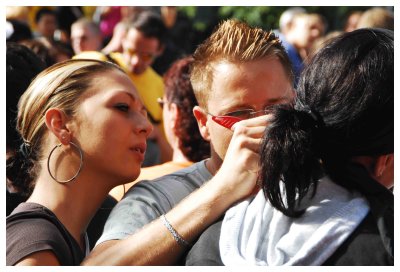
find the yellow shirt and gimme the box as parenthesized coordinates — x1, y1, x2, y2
(73, 51, 164, 123)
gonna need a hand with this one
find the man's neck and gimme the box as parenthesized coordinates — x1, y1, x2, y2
(205, 156, 223, 176)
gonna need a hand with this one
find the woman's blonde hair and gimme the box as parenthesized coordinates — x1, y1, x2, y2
(9, 59, 123, 194)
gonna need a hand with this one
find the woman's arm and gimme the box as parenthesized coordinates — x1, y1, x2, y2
(15, 251, 60, 266)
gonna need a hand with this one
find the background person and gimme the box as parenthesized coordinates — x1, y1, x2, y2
(33, 7, 57, 40)
(355, 7, 394, 30)
(277, 7, 306, 36)
(74, 11, 172, 167)
(277, 12, 326, 86)
(70, 18, 103, 54)
(343, 10, 363, 32)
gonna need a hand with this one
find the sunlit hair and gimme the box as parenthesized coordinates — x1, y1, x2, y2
(11, 59, 123, 193)
(190, 19, 293, 109)
(294, 13, 327, 30)
(6, 6, 29, 21)
(356, 7, 394, 30)
(72, 17, 101, 36)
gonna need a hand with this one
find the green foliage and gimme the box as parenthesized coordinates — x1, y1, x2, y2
(178, 6, 197, 19)
(178, 6, 219, 31)
(178, 6, 374, 32)
(218, 6, 287, 29)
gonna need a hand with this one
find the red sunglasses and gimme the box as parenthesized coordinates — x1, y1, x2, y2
(206, 108, 272, 129)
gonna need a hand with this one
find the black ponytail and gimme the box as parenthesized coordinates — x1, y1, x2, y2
(259, 104, 324, 217)
(260, 28, 393, 218)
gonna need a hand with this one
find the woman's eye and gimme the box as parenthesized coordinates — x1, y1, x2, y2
(115, 104, 130, 112)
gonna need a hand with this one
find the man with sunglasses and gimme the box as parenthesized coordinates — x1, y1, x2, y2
(75, 11, 171, 166)
(84, 19, 294, 265)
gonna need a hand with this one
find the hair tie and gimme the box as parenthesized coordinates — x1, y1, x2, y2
(19, 142, 32, 159)
(294, 100, 324, 129)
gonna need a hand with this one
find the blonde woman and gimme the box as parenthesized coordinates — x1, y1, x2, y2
(6, 59, 152, 265)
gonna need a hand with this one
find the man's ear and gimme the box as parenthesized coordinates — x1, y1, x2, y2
(193, 106, 210, 141)
(44, 108, 71, 145)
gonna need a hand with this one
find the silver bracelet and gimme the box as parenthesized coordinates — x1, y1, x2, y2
(160, 214, 192, 247)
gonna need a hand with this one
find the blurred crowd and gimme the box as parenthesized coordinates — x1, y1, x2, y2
(6, 6, 201, 74)
(6, 6, 394, 74)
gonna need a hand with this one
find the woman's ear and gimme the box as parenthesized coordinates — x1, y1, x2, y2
(44, 108, 71, 145)
(193, 106, 211, 141)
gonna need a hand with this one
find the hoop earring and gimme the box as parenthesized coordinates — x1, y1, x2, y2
(47, 141, 83, 184)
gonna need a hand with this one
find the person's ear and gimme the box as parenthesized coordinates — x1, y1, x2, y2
(168, 102, 179, 130)
(374, 154, 394, 188)
(193, 106, 210, 141)
(374, 154, 392, 177)
(44, 108, 71, 145)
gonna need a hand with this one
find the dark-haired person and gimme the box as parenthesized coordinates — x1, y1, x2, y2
(34, 8, 57, 40)
(185, 28, 393, 266)
(75, 11, 171, 167)
(6, 19, 33, 43)
(6, 42, 46, 216)
(109, 56, 210, 201)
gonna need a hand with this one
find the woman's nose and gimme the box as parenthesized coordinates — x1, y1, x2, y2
(136, 114, 153, 137)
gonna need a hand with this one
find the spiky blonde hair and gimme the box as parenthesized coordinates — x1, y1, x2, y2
(190, 19, 293, 109)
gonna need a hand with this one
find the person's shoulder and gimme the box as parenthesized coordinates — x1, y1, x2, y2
(122, 160, 211, 202)
(324, 211, 393, 265)
(7, 216, 65, 245)
(7, 210, 68, 265)
(7, 204, 67, 242)
(7, 203, 82, 265)
(137, 161, 191, 181)
(139, 160, 211, 188)
(97, 161, 211, 244)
